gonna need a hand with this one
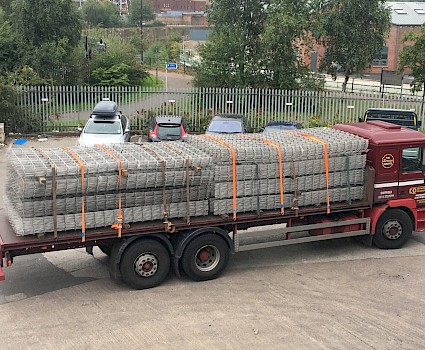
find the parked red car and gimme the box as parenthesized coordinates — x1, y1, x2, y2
(148, 115, 189, 141)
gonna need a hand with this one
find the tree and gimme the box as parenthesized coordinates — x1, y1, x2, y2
(194, 0, 323, 90)
(8, 0, 82, 82)
(311, 0, 391, 92)
(0, 20, 20, 74)
(0, 66, 47, 85)
(399, 25, 425, 93)
(261, 0, 323, 90)
(0, 82, 42, 133)
(128, 0, 155, 26)
(0, 0, 14, 14)
(0, 83, 17, 116)
(11, 0, 81, 47)
(82, 29, 148, 85)
(194, 0, 269, 88)
(81, 0, 121, 28)
(33, 40, 71, 79)
(144, 35, 182, 68)
(91, 63, 146, 86)
(144, 43, 168, 67)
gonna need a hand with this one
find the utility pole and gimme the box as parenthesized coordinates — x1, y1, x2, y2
(140, 0, 143, 63)
(155, 48, 158, 84)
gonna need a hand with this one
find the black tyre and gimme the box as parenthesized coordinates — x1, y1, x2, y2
(98, 244, 112, 256)
(373, 209, 413, 249)
(120, 240, 170, 289)
(181, 234, 230, 282)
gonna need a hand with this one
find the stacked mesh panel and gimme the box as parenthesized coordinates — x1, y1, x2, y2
(186, 128, 368, 215)
(5, 127, 369, 237)
(6, 143, 213, 236)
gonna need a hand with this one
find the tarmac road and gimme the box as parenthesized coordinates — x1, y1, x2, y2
(1, 137, 425, 349)
(53, 70, 194, 124)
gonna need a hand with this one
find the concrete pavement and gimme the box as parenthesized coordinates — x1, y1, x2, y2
(1, 245, 425, 350)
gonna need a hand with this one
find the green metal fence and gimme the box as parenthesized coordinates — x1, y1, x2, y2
(15, 85, 425, 133)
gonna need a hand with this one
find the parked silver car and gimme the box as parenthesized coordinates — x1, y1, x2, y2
(205, 114, 251, 134)
(78, 100, 130, 146)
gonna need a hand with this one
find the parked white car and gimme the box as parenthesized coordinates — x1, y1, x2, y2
(77, 100, 130, 146)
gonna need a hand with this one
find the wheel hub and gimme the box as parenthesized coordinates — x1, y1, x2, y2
(142, 261, 154, 272)
(134, 253, 158, 277)
(198, 250, 210, 261)
(382, 220, 403, 240)
(195, 245, 220, 272)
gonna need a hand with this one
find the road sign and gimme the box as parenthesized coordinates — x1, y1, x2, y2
(167, 63, 178, 69)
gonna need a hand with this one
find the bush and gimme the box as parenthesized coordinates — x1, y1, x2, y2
(0, 83, 44, 133)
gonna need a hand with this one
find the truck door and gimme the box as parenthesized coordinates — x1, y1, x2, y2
(398, 146, 425, 205)
(374, 146, 400, 202)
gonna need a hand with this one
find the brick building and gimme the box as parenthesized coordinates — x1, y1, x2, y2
(156, 11, 207, 25)
(372, 2, 425, 74)
(307, 2, 425, 75)
(149, 0, 207, 13)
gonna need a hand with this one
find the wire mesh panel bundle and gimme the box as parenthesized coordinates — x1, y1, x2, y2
(6, 142, 213, 236)
(5, 127, 370, 237)
(5, 198, 211, 235)
(187, 128, 368, 216)
(7, 186, 210, 218)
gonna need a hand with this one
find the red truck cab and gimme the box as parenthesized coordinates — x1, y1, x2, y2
(335, 120, 425, 234)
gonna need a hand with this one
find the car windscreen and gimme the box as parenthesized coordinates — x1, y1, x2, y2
(84, 120, 122, 134)
(264, 125, 297, 132)
(157, 124, 182, 139)
(207, 120, 243, 133)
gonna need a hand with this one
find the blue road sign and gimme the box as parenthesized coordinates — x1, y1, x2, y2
(167, 63, 178, 69)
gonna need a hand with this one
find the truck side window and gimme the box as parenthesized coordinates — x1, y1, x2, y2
(401, 147, 422, 172)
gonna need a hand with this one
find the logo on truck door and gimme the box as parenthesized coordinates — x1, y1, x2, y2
(382, 154, 395, 169)
(409, 186, 425, 195)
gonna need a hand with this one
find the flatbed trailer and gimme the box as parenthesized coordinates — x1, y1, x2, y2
(0, 197, 373, 288)
(3, 121, 425, 289)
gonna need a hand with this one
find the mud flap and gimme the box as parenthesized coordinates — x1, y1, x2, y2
(85, 246, 93, 255)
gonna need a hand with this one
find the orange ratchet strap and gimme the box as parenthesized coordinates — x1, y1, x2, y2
(201, 135, 238, 220)
(162, 143, 191, 225)
(143, 145, 173, 231)
(36, 148, 58, 238)
(96, 144, 124, 237)
(63, 147, 86, 242)
(290, 132, 331, 214)
(240, 135, 285, 215)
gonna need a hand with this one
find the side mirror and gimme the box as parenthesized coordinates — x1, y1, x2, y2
(418, 121, 422, 128)
(125, 128, 130, 133)
(77, 126, 83, 131)
(358, 117, 364, 122)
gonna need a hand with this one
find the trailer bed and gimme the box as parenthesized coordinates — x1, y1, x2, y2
(0, 197, 372, 271)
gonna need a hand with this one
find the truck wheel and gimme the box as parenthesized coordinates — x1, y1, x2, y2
(98, 244, 112, 256)
(373, 209, 413, 249)
(181, 234, 229, 282)
(120, 240, 170, 289)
